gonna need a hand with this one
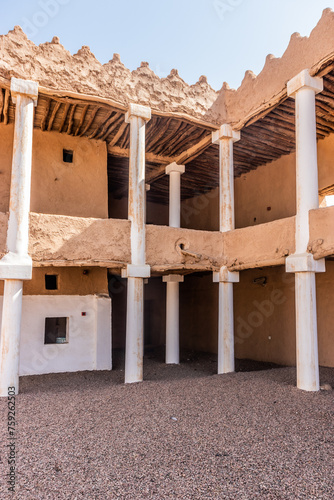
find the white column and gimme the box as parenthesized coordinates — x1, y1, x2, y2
(212, 125, 240, 375)
(0, 77, 38, 396)
(122, 103, 151, 384)
(163, 274, 184, 364)
(286, 70, 325, 392)
(166, 162, 185, 228)
(164, 163, 185, 364)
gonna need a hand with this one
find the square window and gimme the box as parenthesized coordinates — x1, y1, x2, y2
(45, 274, 58, 290)
(63, 149, 73, 163)
(44, 317, 68, 344)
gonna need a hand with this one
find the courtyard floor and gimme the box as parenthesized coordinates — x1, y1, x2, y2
(0, 350, 333, 499)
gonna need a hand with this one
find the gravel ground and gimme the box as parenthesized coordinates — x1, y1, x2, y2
(0, 350, 333, 500)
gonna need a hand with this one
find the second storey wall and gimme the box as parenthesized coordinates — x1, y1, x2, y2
(0, 124, 108, 218)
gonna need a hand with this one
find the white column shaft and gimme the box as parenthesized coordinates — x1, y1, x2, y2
(166, 281, 180, 364)
(219, 138, 234, 232)
(0, 281, 23, 395)
(295, 88, 319, 253)
(0, 83, 36, 397)
(218, 282, 234, 374)
(287, 71, 323, 392)
(169, 171, 181, 228)
(214, 129, 239, 375)
(128, 115, 146, 265)
(125, 106, 150, 384)
(295, 272, 319, 391)
(165, 164, 184, 365)
(7, 95, 35, 256)
(125, 278, 144, 383)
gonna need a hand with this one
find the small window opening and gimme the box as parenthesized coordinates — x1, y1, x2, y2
(63, 149, 73, 163)
(44, 317, 68, 344)
(45, 274, 58, 290)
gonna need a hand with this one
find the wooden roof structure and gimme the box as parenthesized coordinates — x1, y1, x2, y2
(1, 9, 334, 204)
(2, 69, 334, 204)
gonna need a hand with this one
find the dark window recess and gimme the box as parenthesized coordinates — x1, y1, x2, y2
(45, 274, 58, 290)
(63, 149, 73, 163)
(44, 317, 68, 344)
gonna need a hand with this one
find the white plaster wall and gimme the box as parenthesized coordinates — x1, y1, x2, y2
(0, 294, 112, 376)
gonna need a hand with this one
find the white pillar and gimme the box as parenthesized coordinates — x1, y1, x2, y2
(286, 70, 325, 392)
(212, 125, 240, 375)
(122, 104, 151, 384)
(164, 163, 185, 364)
(213, 268, 239, 374)
(0, 78, 38, 396)
(166, 162, 185, 228)
(163, 274, 184, 364)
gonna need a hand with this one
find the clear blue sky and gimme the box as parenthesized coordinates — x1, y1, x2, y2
(1, 0, 333, 90)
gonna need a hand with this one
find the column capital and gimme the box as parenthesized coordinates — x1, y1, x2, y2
(165, 162, 185, 175)
(212, 124, 240, 145)
(125, 103, 151, 123)
(11, 77, 38, 106)
(163, 274, 184, 283)
(121, 264, 151, 278)
(0, 252, 32, 280)
(286, 253, 326, 273)
(213, 266, 239, 283)
(287, 70, 323, 98)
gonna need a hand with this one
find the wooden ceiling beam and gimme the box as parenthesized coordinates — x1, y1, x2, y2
(58, 102, 70, 133)
(66, 104, 76, 135)
(108, 145, 172, 165)
(107, 121, 128, 147)
(47, 101, 61, 131)
(41, 99, 51, 131)
(146, 118, 173, 151)
(162, 124, 198, 157)
(89, 111, 116, 140)
(74, 104, 89, 136)
(100, 114, 124, 142)
(79, 106, 100, 137)
(153, 121, 187, 155)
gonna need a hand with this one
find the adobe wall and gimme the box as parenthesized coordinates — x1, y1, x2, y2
(0, 124, 108, 218)
(234, 263, 334, 368)
(109, 195, 169, 226)
(181, 133, 334, 231)
(31, 129, 108, 218)
(0, 124, 13, 213)
(180, 273, 218, 353)
(179, 263, 334, 368)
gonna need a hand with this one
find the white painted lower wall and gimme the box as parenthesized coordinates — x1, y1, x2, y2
(0, 294, 112, 376)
